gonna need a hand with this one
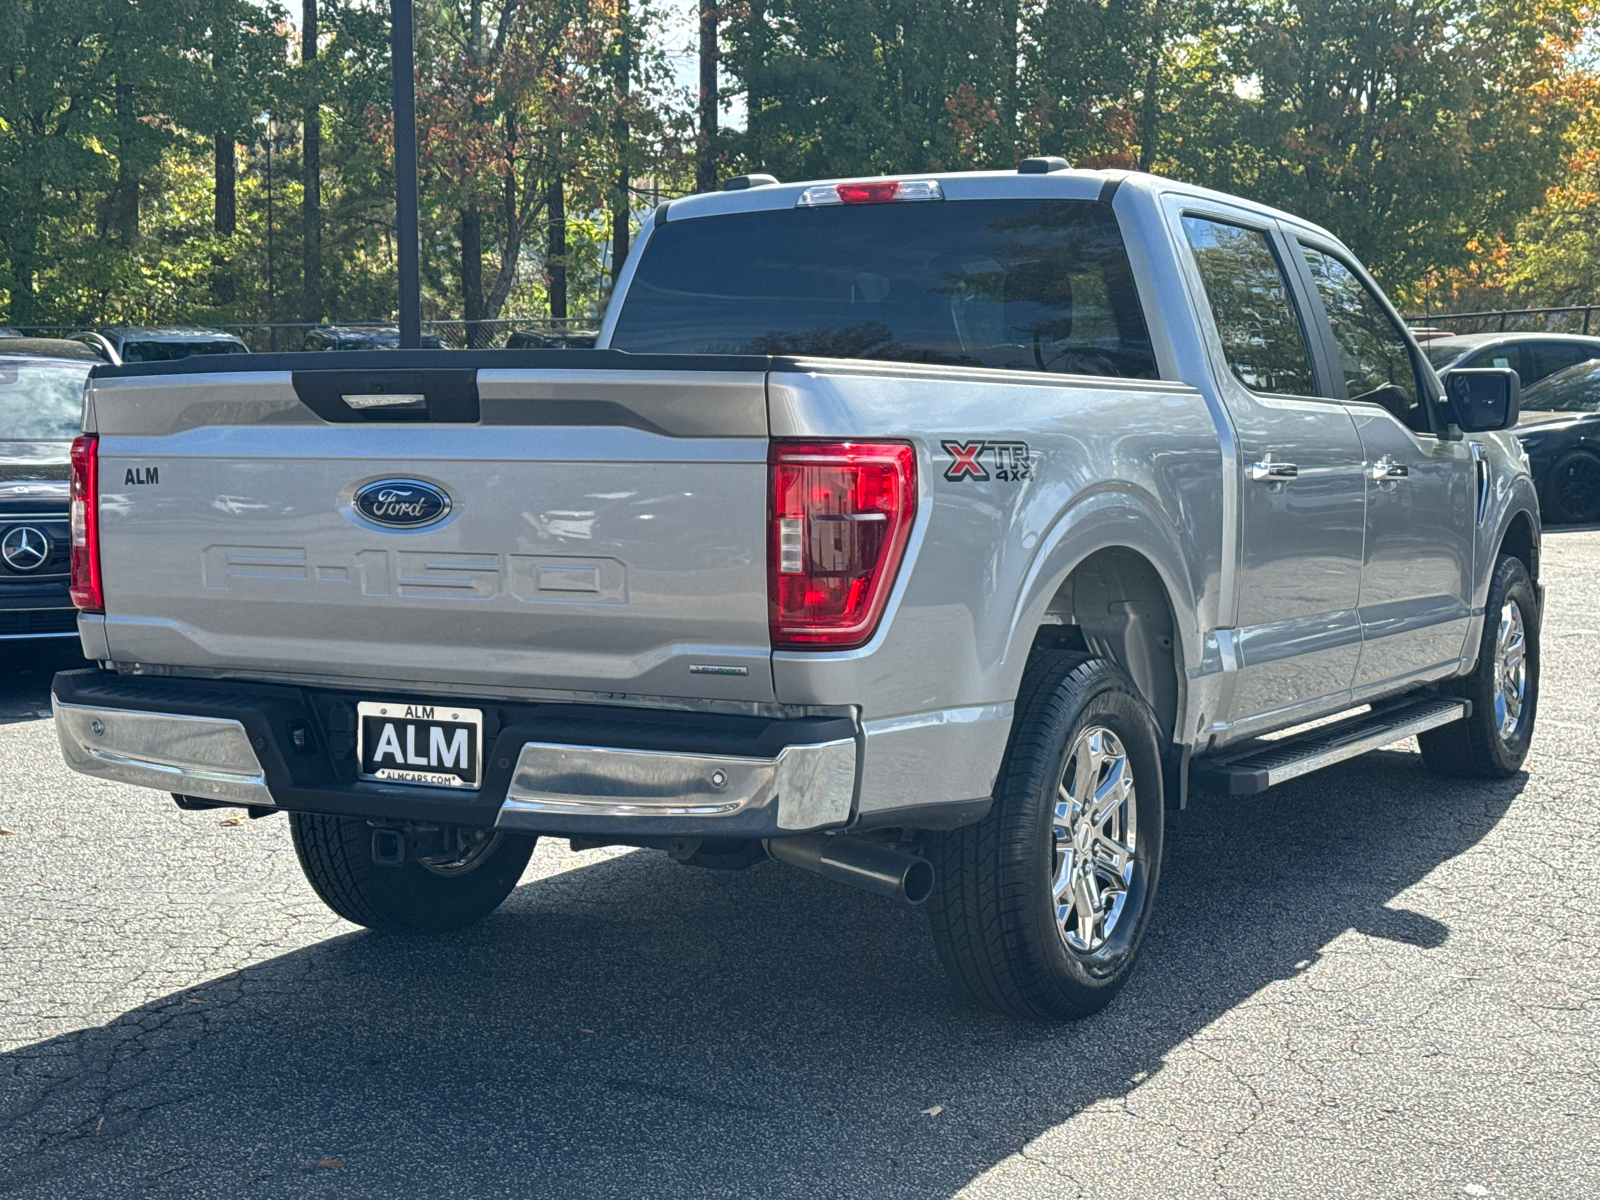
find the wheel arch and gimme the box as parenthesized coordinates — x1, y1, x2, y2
(1004, 492, 1198, 750)
(1498, 506, 1539, 581)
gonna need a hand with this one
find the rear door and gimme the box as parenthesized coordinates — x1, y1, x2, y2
(89, 360, 776, 703)
(1293, 239, 1475, 693)
(1178, 211, 1366, 728)
(1527, 340, 1599, 387)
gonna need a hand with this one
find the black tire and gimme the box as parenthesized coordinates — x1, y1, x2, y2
(289, 814, 536, 933)
(924, 653, 1165, 1021)
(1419, 553, 1539, 778)
(1544, 450, 1600, 525)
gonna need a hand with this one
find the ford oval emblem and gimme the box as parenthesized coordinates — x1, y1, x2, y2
(353, 479, 451, 528)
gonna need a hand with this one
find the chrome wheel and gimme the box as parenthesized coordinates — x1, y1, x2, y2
(419, 830, 504, 877)
(1052, 726, 1137, 954)
(1492, 600, 1528, 742)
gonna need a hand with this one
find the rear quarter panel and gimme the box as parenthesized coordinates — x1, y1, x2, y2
(768, 361, 1223, 815)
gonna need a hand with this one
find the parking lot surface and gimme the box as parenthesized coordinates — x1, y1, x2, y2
(1, 535, 1597, 1200)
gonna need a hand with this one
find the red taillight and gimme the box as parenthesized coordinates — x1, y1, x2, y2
(769, 441, 917, 649)
(69, 434, 102, 612)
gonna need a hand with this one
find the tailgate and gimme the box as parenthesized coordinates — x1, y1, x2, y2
(87, 361, 774, 702)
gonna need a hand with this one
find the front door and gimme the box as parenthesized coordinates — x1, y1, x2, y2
(1296, 242, 1475, 693)
(1180, 214, 1367, 729)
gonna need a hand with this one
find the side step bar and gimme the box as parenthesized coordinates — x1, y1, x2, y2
(1192, 696, 1471, 796)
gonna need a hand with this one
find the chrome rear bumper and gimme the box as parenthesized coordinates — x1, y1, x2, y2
(497, 738, 856, 832)
(53, 699, 273, 806)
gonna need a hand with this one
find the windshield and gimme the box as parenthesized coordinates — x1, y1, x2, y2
(610, 198, 1157, 377)
(121, 339, 245, 362)
(0, 360, 89, 439)
(1520, 359, 1600, 412)
(1424, 342, 1466, 368)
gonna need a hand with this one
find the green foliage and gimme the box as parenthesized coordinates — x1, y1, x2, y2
(0, 0, 1595, 328)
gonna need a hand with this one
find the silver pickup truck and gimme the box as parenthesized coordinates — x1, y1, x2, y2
(51, 166, 1540, 1021)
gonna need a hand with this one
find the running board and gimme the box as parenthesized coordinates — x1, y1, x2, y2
(1191, 696, 1471, 796)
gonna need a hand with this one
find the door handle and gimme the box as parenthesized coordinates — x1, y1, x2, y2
(1366, 457, 1409, 482)
(1249, 460, 1299, 482)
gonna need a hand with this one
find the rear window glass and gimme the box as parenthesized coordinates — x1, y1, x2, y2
(0, 360, 89, 439)
(610, 199, 1157, 378)
(121, 339, 245, 362)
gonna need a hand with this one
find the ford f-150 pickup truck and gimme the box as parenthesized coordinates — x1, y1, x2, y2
(51, 165, 1540, 1021)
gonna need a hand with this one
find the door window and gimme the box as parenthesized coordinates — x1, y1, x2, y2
(1181, 216, 1317, 396)
(1300, 245, 1429, 432)
(1529, 341, 1595, 385)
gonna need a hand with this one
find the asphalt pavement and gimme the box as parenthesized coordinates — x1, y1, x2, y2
(1, 536, 1597, 1199)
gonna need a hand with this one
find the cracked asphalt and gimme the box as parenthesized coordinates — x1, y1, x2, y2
(2, 535, 1597, 1200)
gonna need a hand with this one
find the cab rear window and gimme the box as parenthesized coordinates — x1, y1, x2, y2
(610, 199, 1157, 378)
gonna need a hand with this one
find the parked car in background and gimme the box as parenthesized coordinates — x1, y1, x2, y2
(0, 340, 97, 641)
(83, 327, 249, 363)
(303, 324, 451, 351)
(1514, 357, 1600, 524)
(504, 326, 598, 349)
(1, 338, 112, 365)
(1423, 332, 1600, 388)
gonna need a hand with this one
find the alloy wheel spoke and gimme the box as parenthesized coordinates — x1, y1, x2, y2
(1090, 756, 1130, 824)
(1094, 832, 1133, 876)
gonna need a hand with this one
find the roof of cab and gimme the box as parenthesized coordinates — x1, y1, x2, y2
(654, 167, 1346, 248)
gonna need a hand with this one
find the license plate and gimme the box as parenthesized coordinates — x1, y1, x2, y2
(357, 701, 483, 789)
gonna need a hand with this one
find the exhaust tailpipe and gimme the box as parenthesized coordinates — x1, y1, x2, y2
(765, 833, 934, 905)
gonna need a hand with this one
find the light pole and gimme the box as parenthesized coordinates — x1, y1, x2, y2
(392, 0, 421, 348)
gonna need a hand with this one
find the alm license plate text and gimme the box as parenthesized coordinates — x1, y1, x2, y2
(357, 701, 484, 789)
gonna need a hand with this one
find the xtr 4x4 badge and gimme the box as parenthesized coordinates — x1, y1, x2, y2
(941, 440, 1034, 482)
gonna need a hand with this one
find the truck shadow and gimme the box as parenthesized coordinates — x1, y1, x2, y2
(0, 749, 1521, 1199)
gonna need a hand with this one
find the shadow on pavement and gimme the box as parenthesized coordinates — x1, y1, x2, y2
(0, 749, 1521, 1199)
(0, 640, 87, 724)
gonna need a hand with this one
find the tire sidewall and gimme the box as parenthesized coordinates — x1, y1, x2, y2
(1478, 556, 1540, 772)
(1547, 450, 1600, 525)
(1007, 665, 1165, 1010)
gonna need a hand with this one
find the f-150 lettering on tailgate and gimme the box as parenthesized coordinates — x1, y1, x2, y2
(201, 545, 626, 604)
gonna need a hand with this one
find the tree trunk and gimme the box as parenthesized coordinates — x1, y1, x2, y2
(483, 110, 523, 323)
(547, 158, 567, 322)
(213, 132, 237, 305)
(460, 207, 485, 345)
(697, 0, 719, 192)
(302, 0, 322, 319)
(110, 81, 140, 246)
(612, 0, 632, 283)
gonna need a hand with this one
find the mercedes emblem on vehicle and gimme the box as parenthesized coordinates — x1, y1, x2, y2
(1, 526, 51, 572)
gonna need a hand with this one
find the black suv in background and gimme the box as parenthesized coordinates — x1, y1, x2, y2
(0, 339, 99, 642)
(302, 323, 451, 351)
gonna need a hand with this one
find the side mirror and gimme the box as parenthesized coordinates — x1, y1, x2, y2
(1444, 367, 1520, 432)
